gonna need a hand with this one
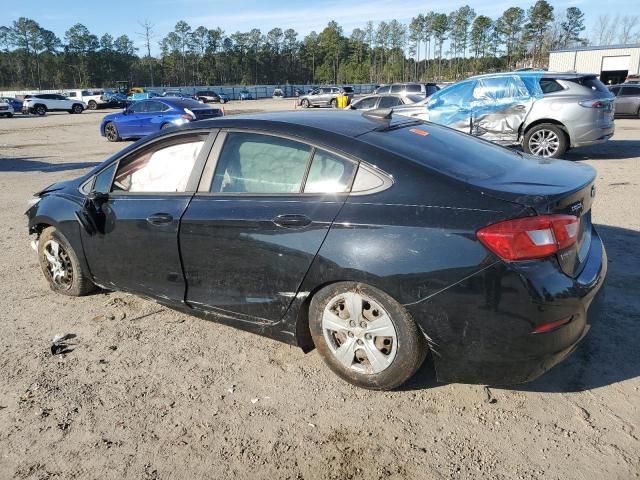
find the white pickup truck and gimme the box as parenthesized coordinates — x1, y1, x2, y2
(63, 89, 107, 110)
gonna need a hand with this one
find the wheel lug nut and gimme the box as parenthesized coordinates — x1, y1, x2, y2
(365, 333, 371, 340)
(349, 321, 356, 327)
(356, 339, 363, 345)
(360, 321, 367, 328)
(347, 331, 354, 337)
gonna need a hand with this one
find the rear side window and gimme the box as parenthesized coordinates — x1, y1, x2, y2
(405, 84, 421, 93)
(112, 139, 204, 193)
(540, 79, 564, 94)
(304, 150, 356, 193)
(376, 86, 391, 94)
(378, 96, 402, 108)
(620, 86, 640, 96)
(390, 85, 403, 93)
(211, 133, 311, 193)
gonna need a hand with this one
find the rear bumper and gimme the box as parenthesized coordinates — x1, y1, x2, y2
(407, 226, 607, 385)
(571, 123, 615, 148)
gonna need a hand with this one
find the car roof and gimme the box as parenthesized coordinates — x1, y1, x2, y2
(185, 110, 411, 139)
(466, 71, 597, 81)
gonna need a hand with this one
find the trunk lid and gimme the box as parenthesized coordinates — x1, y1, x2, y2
(473, 156, 596, 277)
(192, 107, 223, 121)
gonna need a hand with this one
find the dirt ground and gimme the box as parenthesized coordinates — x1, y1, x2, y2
(0, 101, 638, 480)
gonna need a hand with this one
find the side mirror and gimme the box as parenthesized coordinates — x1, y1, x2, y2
(87, 191, 109, 203)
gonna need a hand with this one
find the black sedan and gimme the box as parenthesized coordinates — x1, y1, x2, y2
(26, 111, 606, 390)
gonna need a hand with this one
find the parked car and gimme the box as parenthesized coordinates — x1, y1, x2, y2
(298, 86, 354, 108)
(63, 89, 107, 110)
(26, 110, 606, 390)
(1, 97, 24, 112)
(162, 90, 200, 101)
(375, 82, 440, 97)
(608, 84, 640, 118)
(239, 89, 254, 100)
(395, 72, 615, 158)
(101, 91, 128, 108)
(0, 99, 14, 117)
(196, 90, 229, 103)
(99, 97, 224, 141)
(347, 94, 424, 111)
(127, 92, 161, 103)
(624, 74, 639, 84)
(22, 94, 86, 116)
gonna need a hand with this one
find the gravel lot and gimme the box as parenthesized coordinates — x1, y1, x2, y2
(0, 101, 638, 480)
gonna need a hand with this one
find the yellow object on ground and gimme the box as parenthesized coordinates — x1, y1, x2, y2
(336, 95, 348, 108)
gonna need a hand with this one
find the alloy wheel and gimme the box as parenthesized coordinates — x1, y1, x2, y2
(42, 240, 73, 290)
(322, 291, 398, 374)
(105, 123, 118, 141)
(528, 129, 560, 157)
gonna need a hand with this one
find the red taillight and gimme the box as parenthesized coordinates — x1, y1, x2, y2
(180, 113, 193, 121)
(477, 215, 580, 261)
(532, 317, 572, 334)
(579, 99, 609, 108)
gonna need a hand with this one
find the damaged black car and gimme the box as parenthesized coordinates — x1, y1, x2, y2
(26, 110, 606, 390)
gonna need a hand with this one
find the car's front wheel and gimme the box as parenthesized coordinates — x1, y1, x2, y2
(104, 122, 120, 142)
(523, 124, 568, 158)
(71, 104, 84, 114)
(88, 100, 97, 110)
(301, 99, 310, 108)
(309, 282, 428, 390)
(37, 227, 95, 296)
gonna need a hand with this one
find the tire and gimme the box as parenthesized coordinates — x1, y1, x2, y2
(329, 98, 337, 108)
(301, 99, 310, 108)
(637, 107, 640, 119)
(71, 103, 84, 114)
(104, 122, 120, 142)
(38, 226, 95, 296)
(523, 123, 568, 159)
(309, 282, 428, 390)
(88, 100, 97, 110)
(4, 113, 12, 118)
(34, 104, 46, 116)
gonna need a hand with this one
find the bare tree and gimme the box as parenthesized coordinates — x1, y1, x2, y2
(618, 15, 639, 44)
(137, 20, 155, 85)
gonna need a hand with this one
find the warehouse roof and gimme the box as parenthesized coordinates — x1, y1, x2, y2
(551, 43, 640, 53)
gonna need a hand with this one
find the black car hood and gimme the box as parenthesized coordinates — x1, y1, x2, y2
(471, 155, 596, 211)
(36, 179, 78, 196)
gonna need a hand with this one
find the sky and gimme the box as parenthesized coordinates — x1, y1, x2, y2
(4, 0, 638, 54)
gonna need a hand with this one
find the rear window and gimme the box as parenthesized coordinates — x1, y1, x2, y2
(567, 77, 610, 94)
(342, 86, 354, 93)
(362, 121, 517, 181)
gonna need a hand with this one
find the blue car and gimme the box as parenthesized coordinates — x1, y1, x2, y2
(100, 98, 224, 142)
(1, 97, 24, 112)
(239, 90, 254, 100)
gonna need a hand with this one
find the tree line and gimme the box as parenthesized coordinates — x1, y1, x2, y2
(0, 1, 638, 91)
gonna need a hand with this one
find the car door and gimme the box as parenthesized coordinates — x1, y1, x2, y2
(180, 130, 358, 322)
(137, 100, 166, 135)
(469, 75, 532, 144)
(80, 131, 213, 301)
(55, 94, 72, 110)
(118, 101, 146, 136)
(425, 80, 476, 132)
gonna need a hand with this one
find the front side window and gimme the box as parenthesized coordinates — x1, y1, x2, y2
(211, 133, 311, 193)
(304, 150, 356, 193)
(112, 138, 204, 193)
(620, 86, 640, 96)
(353, 97, 378, 110)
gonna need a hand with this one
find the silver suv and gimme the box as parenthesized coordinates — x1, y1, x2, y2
(375, 83, 440, 97)
(609, 84, 640, 118)
(298, 86, 354, 108)
(396, 72, 615, 158)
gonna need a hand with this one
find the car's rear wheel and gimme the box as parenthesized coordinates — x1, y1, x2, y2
(88, 100, 97, 110)
(309, 282, 428, 390)
(301, 99, 310, 108)
(104, 122, 120, 142)
(330, 98, 337, 108)
(523, 124, 568, 159)
(38, 227, 95, 296)
(34, 104, 46, 116)
(71, 104, 84, 114)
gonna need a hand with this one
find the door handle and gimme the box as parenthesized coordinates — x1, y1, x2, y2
(146, 213, 173, 225)
(272, 214, 311, 228)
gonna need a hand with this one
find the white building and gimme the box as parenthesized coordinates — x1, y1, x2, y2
(549, 44, 640, 85)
